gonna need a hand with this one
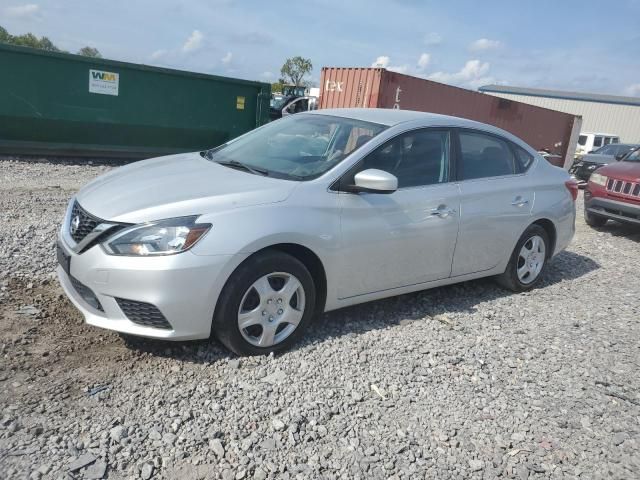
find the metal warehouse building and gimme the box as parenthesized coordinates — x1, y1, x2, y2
(479, 85, 640, 143)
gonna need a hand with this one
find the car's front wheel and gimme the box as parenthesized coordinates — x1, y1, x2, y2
(496, 224, 549, 292)
(213, 250, 316, 356)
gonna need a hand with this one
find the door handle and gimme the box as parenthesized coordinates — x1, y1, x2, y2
(511, 197, 529, 207)
(430, 205, 457, 218)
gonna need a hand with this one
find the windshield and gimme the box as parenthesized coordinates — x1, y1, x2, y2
(204, 114, 386, 180)
(624, 149, 640, 162)
(592, 144, 617, 155)
(593, 144, 637, 156)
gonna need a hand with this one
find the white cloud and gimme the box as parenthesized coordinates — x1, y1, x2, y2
(182, 30, 204, 53)
(424, 32, 442, 46)
(150, 49, 167, 60)
(221, 52, 233, 64)
(371, 55, 390, 68)
(417, 53, 431, 71)
(429, 59, 494, 89)
(469, 38, 502, 52)
(387, 65, 409, 74)
(624, 83, 640, 96)
(4, 3, 40, 18)
(371, 56, 407, 73)
(260, 71, 275, 80)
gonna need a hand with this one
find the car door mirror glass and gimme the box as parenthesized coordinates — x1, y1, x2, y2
(353, 169, 398, 193)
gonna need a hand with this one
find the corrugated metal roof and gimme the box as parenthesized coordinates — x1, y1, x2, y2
(479, 84, 640, 107)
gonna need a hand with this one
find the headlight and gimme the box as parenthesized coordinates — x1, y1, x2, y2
(103, 216, 211, 256)
(590, 173, 608, 186)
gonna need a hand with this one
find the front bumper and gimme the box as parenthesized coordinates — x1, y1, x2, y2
(56, 238, 248, 340)
(585, 195, 640, 226)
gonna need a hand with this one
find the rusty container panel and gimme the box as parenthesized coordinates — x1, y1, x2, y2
(319, 67, 382, 109)
(319, 67, 579, 161)
(378, 70, 578, 160)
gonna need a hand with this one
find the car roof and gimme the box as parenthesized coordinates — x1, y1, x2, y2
(309, 108, 495, 129)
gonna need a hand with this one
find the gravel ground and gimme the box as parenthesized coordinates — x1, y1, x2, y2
(1, 158, 639, 480)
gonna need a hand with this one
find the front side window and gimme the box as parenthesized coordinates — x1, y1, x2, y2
(459, 131, 515, 180)
(203, 114, 386, 180)
(351, 129, 451, 188)
(286, 98, 309, 114)
(593, 136, 603, 148)
(578, 135, 587, 146)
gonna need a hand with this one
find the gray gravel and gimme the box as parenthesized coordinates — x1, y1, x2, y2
(1, 158, 639, 479)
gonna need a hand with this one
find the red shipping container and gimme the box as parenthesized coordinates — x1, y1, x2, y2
(319, 67, 582, 169)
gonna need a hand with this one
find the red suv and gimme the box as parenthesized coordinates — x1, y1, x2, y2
(584, 147, 640, 227)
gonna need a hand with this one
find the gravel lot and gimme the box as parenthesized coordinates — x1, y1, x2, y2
(1, 158, 639, 480)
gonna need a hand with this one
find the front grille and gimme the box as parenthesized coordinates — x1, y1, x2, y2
(606, 178, 640, 200)
(70, 276, 104, 312)
(115, 298, 173, 330)
(69, 201, 102, 243)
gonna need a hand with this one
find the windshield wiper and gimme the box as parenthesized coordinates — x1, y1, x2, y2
(215, 160, 269, 176)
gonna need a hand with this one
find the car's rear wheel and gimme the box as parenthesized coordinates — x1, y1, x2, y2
(496, 224, 549, 292)
(584, 207, 607, 227)
(213, 250, 316, 356)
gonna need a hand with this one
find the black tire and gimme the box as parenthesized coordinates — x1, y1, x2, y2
(584, 207, 607, 228)
(212, 250, 316, 356)
(495, 224, 550, 292)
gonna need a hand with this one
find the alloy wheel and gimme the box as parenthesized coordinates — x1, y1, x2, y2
(516, 235, 546, 284)
(237, 272, 306, 347)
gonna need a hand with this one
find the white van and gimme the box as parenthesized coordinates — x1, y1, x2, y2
(576, 132, 620, 157)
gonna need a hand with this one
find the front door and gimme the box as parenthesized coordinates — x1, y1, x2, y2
(336, 128, 460, 298)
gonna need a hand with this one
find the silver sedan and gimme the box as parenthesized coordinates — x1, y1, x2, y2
(56, 109, 577, 355)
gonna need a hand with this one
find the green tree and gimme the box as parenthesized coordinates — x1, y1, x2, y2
(271, 81, 284, 93)
(0, 26, 10, 43)
(38, 37, 62, 52)
(0, 25, 99, 57)
(280, 56, 313, 87)
(78, 46, 102, 58)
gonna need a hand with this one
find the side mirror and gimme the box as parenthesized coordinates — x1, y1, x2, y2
(352, 169, 398, 194)
(615, 154, 624, 161)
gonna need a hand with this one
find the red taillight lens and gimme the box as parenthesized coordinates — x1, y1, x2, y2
(565, 178, 578, 201)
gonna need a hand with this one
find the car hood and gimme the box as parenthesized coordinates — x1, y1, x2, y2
(598, 161, 640, 182)
(76, 152, 299, 223)
(581, 153, 614, 164)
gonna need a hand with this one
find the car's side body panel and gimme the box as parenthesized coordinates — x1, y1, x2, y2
(335, 183, 460, 298)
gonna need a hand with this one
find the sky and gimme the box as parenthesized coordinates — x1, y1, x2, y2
(2, 0, 640, 96)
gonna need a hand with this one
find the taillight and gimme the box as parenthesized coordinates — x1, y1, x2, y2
(565, 178, 578, 201)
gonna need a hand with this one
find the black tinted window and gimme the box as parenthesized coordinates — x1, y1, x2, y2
(356, 129, 450, 188)
(459, 131, 515, 180)
(593, 136, 603, 148)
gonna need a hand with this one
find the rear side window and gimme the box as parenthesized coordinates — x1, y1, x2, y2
(593, 136, 603, 148)
(513, 144, 534, 172)
(458, 131, 516, 180)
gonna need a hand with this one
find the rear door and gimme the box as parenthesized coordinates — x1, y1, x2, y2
(451, 129, 534, 276)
